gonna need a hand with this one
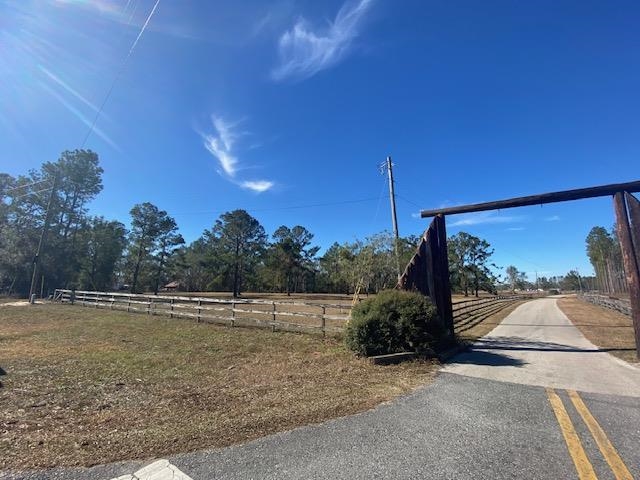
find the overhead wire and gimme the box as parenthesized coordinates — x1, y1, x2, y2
(5, 179, 51, 193)
(396, 193, 422, 209)
(170, 196, 385, 217)
(10, 187, 54, 201)
(81, 0, 161, 148)
(370, 177, 389, 229)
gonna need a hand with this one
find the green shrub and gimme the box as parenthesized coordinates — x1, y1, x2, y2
(345, 289, 446, 356)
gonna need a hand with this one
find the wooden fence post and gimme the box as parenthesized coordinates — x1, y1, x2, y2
(272, 302, 276, 323)
(170, 299, 174, 318)
(613, 192, 640, 359)
(231, 301, 236, 327)
(321, 306, 326, 336)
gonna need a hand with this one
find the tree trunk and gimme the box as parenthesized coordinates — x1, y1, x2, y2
(153, 249, 167, 295)
(131, 246, 144, 293)
(232, 239, 240, 298)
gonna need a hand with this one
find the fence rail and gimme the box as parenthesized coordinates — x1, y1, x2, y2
(53, 289, 350, 335)
(52, 290, 533, 336)
(452, 295, 531, 333)
(579, 293, 631, 316)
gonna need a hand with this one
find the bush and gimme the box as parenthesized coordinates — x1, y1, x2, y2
(345, 289, 447, 356)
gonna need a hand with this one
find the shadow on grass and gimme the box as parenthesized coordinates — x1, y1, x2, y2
(0, 366, 5, 388)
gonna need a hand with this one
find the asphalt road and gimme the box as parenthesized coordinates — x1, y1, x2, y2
(5, 298, 640, 480)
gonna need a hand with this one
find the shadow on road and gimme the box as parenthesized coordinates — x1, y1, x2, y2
(499, 323, 632, 328)
(448, 350, 527, 367)
(471, 337, 633, 354)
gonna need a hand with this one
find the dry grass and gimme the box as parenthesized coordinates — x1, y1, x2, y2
(557, 296, 638, 365)
(0, 304, 437, 470)
(455, 301, 528, 343)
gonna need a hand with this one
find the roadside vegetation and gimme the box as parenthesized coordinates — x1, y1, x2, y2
(345, 290, 448, 356)
(557, 296, 638, 364)
(0, 304, 438, 470)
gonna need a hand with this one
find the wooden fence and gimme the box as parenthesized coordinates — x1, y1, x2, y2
(452, 295, 530, 333)
(579, 293, 632, 316)
(53, 289, 349, 336)
(53, 289, 530, 336)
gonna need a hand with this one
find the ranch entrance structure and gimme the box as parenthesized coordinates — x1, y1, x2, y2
(398, 180, 640, 358)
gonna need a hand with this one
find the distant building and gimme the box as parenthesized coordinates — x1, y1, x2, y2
(163, 281, 180, 292)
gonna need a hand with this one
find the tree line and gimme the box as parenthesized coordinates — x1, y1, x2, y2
(585, 225, 626, 293)
(0, 151, 415, 296)
(2, 151, 514, 298)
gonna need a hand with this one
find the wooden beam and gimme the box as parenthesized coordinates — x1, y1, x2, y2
(613, 192, 640, 359)
(421, 180, 640, 218)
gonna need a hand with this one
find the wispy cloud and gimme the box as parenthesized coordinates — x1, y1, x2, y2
(506, 227, 526, 231)
(545, 215, 560, 222)
(449, 211, 523, 227)
(242, 180, 274, 193)
(201, 116, 274, 193)
(271, 0, 374, 81)
(204, 117, 240, 177)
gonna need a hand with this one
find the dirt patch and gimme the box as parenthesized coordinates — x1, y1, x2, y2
(0, 304, 437, 470)
(557, 296, 638, 365)
(0, 301, 30, 307)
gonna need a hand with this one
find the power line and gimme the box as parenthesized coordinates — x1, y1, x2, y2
(370, 177, 388, 229)
(396, 193, 422, 209)
(11, 187, 54, 201)
(166, 196, 387, 217)
(81, 0, 161, 148)
(6, 179, 51, 193)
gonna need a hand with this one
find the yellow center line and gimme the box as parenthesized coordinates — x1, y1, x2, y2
(545, 388, 598, 480)
(568, 390, 634, 480)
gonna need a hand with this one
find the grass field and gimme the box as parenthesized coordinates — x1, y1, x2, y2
(0, 304, 438, 470)
(557, 296, 638, 364)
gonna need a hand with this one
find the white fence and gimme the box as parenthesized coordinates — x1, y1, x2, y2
(53, 289, 350, 335)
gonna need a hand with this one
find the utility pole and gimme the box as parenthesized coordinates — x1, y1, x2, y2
(29, 172, 58, 302)
(385, 156, 401, 278)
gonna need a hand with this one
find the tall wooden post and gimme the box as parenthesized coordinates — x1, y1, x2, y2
(434, 215, 454, 336)
(624, 193, 640, 263)
(613, 192, 640, 358)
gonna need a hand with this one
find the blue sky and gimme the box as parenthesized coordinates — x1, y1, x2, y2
(2, 0, 639, 279)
